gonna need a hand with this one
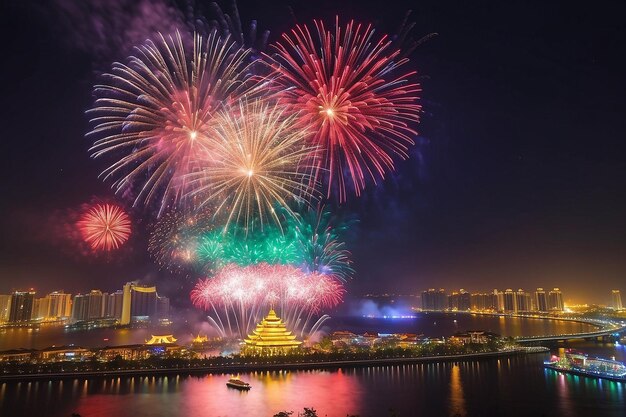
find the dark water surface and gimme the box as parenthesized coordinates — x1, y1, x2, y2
(1, 314, 623, 417)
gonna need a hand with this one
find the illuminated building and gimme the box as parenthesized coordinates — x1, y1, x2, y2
(106, 290, 124, 319)
(493, 289, 505, 312)
(120, 282, 158, 325)
(243, 309, 303, 355)
(87, 290, 106, 319)
(39, 346, 92, 362)
(548, 288, 564, 311)
(448, 290, 471, 311)
(0, 295, 11, 322)
(503, 289, 517, 313)
(422, 289, 448, 311)
(47, 291, 72, 319)
(71, 294, 89, 322)
(515, 289, 532, 312)
(611, 290, 623, 310)
(470, 293, 499, 311)
(9, 291, 35, 322)
(192, 334, 208, 344)
(535, 288, 548, 312)
(145, 335, 177, 344)
(33, 296, 51, 319)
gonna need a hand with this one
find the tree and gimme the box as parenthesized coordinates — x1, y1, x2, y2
(273, 412, 293, 417)
(300, 408, 318, 417)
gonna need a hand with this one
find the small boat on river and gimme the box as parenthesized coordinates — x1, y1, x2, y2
(226, 376, 251, 390)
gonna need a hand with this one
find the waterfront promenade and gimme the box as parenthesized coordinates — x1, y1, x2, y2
(0, 347, 547, 381)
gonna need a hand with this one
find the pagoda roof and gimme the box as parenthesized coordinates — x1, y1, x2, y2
(244, 309, 302, 348)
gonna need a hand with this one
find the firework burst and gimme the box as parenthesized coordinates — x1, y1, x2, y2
(148, 210, 214, 273)
(77, 204, 131, 251)
(191, 263, 344, 338)
(266, 17, 421, 200)
(290, 206, 354, 281)
(186, 99, 318, 231)
(88, 30, 260, 214)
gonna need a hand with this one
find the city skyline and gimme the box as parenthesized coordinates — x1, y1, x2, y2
(1, 0, 625, 304)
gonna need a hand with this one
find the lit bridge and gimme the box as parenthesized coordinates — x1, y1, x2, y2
(516, 325, 626, 344)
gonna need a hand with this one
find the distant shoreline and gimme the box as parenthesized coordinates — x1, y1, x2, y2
(417, 310, 604, 330)
(0, 347, 548, 382)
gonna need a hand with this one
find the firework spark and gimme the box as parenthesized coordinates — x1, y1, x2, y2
(87, 30, 259, 214)
(197, 223, 298, 269)
(191, 263, 344, 338)
(77, 204, 131, 251)
(266, 18, 421, 200)
(186, 99, 318, 231)
(148, 209, 214, 273)
(290, 206, 354, 281)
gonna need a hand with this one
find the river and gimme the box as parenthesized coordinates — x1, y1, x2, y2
(1, 313, 624, 417)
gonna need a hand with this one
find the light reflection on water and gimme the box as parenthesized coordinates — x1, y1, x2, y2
(2, 352, 625, 417)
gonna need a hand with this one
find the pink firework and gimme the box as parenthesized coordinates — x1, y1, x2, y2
(265, 18, 421, 200)
(88, 31, 259, 214)
(191, 263, 344, 338)
(77, 204, 131, 251)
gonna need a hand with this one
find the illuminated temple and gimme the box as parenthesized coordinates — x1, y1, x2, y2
(145, 335, 177, 345)
(244, 309, 302, 355)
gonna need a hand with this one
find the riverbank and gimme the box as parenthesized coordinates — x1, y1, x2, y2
(0, 347, 548, 381)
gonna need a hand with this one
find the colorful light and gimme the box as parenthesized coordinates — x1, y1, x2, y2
(87, 30, 260, 214)
(185, 99, 318, 230)
(266, 17, 421, 200)
(77, 204, 131, 251)
(191, 263, 345, 338)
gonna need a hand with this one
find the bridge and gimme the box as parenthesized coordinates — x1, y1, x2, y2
(516, 325, 626, 344)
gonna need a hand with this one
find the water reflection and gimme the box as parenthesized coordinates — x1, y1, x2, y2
(448, 364, 467, 417)
(2, 353, 626, 416)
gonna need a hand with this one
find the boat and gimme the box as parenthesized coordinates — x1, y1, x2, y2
(226, 376, 251, 390)
(544, 349, 626, 382)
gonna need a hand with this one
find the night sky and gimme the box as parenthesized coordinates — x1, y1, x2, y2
(1, 0, 625, 304)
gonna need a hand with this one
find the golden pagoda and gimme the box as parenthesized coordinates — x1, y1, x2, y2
(145, 335, 177, 345)
(244, 309, 302, 355)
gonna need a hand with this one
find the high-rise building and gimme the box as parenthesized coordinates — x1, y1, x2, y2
(87, 290, 106, 319)
(448, 290, 470, 311)
(421, 289, 448, 311)
(0, 295, 11, 322)
(120, 282, 158, 325)
(515, 289, 532, 312)
(493, 289, 505, 312)
(611, 290, 623, 310)
(548, 288, 564, 311)
(71, 294, 89, 322)
(47, 291, 72, 319)
(157, 295, 170, 319)
(535, 288, 548, 312)
(34, 297, 51, 319)
(106, 290, 125, 320)
(503, 289, 517, 313)
(9, 291, 36, 322)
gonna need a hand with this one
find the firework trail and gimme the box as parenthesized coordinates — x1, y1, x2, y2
(88, 30, 260, 215)
(191, 263, 344, 338)
(290, 205, 354, 282)
(77, 203, 131, 251)
(185, 99, 318, 231)
(265, 17, 421, 200)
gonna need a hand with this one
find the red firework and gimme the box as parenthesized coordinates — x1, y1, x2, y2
(77, 204, 131, 251)
(266, 18, 422, 200)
